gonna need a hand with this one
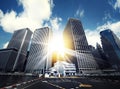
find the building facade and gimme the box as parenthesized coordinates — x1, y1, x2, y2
(63, 18, 99, 74)
(89, 44, 110, 69)
(25, 27, 52, 74)
(0, 48, 18, 72)
(7, 28, 32, 72)
(100, 29, 120, 70)
(49, 61, 76, 77)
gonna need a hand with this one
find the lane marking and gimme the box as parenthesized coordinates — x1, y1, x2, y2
(22, 80, 40, 89)
(5, 86, 12, 88)
(75, 87, 79, 89)
(44, 81, 65, 89)
(79, 83, 92, 88)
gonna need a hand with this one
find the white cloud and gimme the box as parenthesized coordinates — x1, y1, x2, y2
(108, 21, 120, 37)
(108, 0, 114, 7)
(97, 21, 120, 35)
(3, 42, 9, 48)
(0, 0, 64, 49)
(102, 13, 112, 21)
(85, 29, 101, 47)
(114, 0, 120, 10)
(50, 17, 62, 30)
(0, 0, 53, 33)
(85, 21, 120, 47)
(109, 0, 120, 12)
(80, 10, 84, 17)
(75, 9, 84, 18)
(0, 10, 3, 20)
(96, 21, 111, 31)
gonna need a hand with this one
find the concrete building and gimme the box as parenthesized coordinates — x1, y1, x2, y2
(49, 61, 76, 77)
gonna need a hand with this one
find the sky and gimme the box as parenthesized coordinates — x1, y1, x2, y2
(0, 0, 120, 49)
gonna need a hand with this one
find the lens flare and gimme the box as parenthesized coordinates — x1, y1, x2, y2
(48, 34, 65, 57)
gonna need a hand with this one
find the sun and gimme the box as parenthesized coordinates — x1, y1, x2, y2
(48, 34, 65, 56)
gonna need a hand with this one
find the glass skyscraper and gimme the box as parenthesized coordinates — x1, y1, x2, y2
(25, 27, 52, 74)
(0, 48, 18, 72)
(7, 28, 32, 72)
(63, 18, 99, 74)
(100, 29, 120, 70)
(89, 44, 110, 69)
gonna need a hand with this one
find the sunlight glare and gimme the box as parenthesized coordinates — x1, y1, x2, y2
(49, 35, 65, 56)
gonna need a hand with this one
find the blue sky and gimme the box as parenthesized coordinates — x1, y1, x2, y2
(0, 0, 120, 48)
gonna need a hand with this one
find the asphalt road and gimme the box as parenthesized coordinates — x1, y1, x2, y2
(0, 75, 37, 88)
(16, 77, 120, 89)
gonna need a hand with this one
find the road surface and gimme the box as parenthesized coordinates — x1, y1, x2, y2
(15, 77, 120, 89)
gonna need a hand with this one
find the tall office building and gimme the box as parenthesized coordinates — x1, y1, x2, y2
(0, 48, 18, 72)
(100, 29, 120, 70)
(7, 28, 32, 72)
(96, 43, 108, 61)
(63, 18, 99, 74)
(89, 44, 110, 69)
(7, 28, 32, 55)
(25, 27, 52, 74)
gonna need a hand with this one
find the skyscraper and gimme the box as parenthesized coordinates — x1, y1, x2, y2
(0, 48, 18, 72)
(96, 43, 108, 61)
(100, 29, 120, 70)
(89, 44, 110, 69)
(63, 18, 99, 74)
(25, 27, 52, 74)
(7, 28, 32, 72)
